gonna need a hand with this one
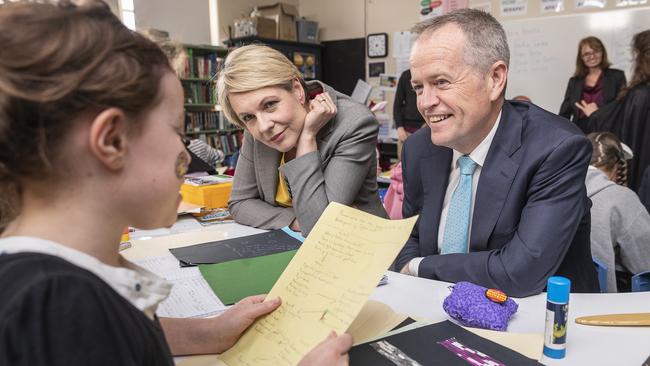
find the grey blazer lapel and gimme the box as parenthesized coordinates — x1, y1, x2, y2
(470, 102, 522, 252)
(420, 149, 452, 255)
(254, 140, 281, 204)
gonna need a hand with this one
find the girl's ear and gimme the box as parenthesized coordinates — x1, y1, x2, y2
(88, 108, 130, 171)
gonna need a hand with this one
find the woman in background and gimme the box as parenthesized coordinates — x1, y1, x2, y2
(0, 1, 351, 364)
(559, 36, 626, 134)
(218, 45, 387, 237)
(579, 30, 650, 191)
(585, 132, 650, 292)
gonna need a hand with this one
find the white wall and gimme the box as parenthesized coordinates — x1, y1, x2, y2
(299, 0, 365, 40)
(135, 0, 212, 45)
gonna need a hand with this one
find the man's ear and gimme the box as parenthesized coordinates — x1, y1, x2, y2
(487, 61, 508, 101)
(88, 108, 130, 171)
(291, 78, 306, 104)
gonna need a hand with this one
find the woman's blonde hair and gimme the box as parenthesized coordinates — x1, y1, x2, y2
(217, 44, 304, 126)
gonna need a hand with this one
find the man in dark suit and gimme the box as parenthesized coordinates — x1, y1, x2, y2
(395, 9, 599, 297)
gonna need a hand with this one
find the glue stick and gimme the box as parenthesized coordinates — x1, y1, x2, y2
(543, 276, 571, 359)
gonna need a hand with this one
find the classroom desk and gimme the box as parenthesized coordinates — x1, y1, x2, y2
(371, 271, 650, 366)
(131, 219, 650, 366)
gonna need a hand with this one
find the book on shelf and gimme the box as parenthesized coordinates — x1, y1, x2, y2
(192, 130, 243, 156)
(181, 48, 223, 79)
(185, 110, 237, 132)
(182, 82, 217, 105)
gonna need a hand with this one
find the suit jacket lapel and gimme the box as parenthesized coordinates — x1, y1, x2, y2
(255, 140, 280, 204)
(420, 149, 452, 255)
(470, 102, 522, 252)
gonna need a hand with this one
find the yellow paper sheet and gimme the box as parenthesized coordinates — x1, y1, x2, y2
(175, 300, 407, 366)
(347, 300, 408, 345)
(464, 327, 544, 361)
(220, 202, 417, 366)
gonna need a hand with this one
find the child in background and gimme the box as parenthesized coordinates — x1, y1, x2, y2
(187, 138, 225, 169)
(586, 132, 650, 292)
(140, 27, 226, 170)
(0, 1, 351, 365)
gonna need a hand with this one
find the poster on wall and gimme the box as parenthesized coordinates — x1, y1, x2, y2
(292, 52, 316, 79)
(501, 0, 528, 15)
(540, 0, 564, 11)
(420, 0, 445, 20)
(471, 1, 493, 13)
(393, 31, 417, 59)
(379, 74, 398, 90)
(445, 0, 469, 12)
(616, 0, 646, 5)
(575, 0, 606, 8)
(395, 57, 410, 78)
(368, 62, 386, 77)
(419, 0, 469, 20)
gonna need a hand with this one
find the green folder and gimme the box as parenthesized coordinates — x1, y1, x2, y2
(198, 250, 297, 305)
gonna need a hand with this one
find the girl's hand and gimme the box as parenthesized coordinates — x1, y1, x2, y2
(215, 295, 281, 351)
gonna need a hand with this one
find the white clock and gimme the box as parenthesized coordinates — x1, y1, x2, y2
(367, 33, 388, 58)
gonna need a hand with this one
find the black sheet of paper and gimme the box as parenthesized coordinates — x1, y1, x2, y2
(390, 317, 417, 332)
(169, 229, 302, 267)
(349, 320, 544, 366)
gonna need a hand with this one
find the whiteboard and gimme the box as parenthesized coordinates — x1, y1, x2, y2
(502, 6, 650, 114)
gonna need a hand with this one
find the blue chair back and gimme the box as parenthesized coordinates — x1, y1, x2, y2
(632, 271, 650, 292)
(593, 258, 608, 293)
(378, 188, 388, 203)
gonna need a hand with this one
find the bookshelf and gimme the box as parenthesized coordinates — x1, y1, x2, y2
(181, 44, 243, 158)
(225, 36, 323, 80)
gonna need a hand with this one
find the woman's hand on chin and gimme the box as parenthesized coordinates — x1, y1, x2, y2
(296, 92, 337, 157)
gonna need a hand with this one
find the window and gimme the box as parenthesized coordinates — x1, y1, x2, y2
(119, 0, 136, 30)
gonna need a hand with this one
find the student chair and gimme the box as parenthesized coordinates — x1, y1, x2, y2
(593, 258, 608, 293)
(378, 188, 388, 203)
(631, 271, 650, 292)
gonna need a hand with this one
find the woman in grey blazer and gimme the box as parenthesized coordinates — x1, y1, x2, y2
(217, 45, 387, 236)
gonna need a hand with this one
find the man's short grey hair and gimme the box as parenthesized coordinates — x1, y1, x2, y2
(412, 9, 510, 74)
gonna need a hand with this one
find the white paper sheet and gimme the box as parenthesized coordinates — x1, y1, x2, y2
(351, 79, 373, 104)
(133, 255, 227, 318)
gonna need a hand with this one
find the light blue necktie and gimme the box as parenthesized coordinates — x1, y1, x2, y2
(440, 155, 478, 254)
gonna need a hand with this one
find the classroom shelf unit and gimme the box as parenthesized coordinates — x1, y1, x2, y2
(225, 36, 323, 80)
(182, 44, 242, 157)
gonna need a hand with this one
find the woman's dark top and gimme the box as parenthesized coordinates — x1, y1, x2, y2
(0, 252, 174, 366)
(559, 68, 626, 134)
(580, 73, 604, 118)
(393, 69, 425, 130)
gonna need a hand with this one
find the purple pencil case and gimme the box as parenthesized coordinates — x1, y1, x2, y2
(442, 281, 518, 331)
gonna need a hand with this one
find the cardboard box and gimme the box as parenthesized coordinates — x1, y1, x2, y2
(180, 182, 232, 209)
(258, 2, 298, 41)
(255, 17, 277, 39)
